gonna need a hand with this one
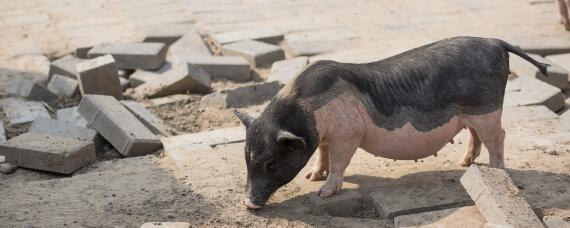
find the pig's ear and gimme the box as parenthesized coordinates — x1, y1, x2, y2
(234, 110, 256, 128)
(277, 130, 306, 151)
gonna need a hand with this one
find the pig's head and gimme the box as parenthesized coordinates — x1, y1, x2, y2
(234, 106, 317, 210)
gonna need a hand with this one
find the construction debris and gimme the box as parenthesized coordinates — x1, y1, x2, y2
(76, 54, 123, 99)
(88, 42, 167, 70)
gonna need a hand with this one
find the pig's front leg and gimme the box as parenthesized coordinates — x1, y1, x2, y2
(305, 144, 330, 181)
(318, 141, 359, 198)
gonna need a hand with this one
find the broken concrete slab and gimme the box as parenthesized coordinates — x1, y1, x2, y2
(309, 190, 363, 217)
(57, 106, 87, 128)
(47, 55, 84, 81)
(76, 54, 123, 99)
(268, 57, 309, 85)
(460, 165, 544, 228)
(0, 98, 50, 125)
(0, 122, 5, 143)
(0, 132, 95, 174)
(543, 216, 570, 228)
(167, 30, 212, 64)
(210, 28, 284, 47)
(504, 75, 564, 112)
(200, 81, 280, 108)
(142, 24, 193, 47)
(10, 78, 58, 103)
(131, 62, 211, 98)
(78, 95, 162, 157)
(29, 117, 105, 154)
(121, 100, 167, 135)
(221, 40, 284, 67)
(88, 42, 167, 70)
(129, 61, 173, 87)
(47, 74, 79, 97)
(162, 126, 245, 148)
(140, 222, 191, 228)
(187, 56, 250, 81)
(394, 206, 487, 228)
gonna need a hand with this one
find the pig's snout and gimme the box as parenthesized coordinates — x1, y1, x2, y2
(244, 198, 262, 210)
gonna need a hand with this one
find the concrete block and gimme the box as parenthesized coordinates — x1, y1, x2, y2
(0, 98, 50, 125)
(142, 24, 193, 47)
(167, 30, 211, 64)
(504, 75, 564, 112)
(10, 78, 58, 103)
(132, 62, 211, 98)
(394, 206, 487, 228)
(0, 133, 95, 174)
(460, 165, 544, 228)
(0, 122, 5, 143)
(29, 117, 105, 154)
(543, 216, 570, 228)
(285, 40, 337, 57)
(162, 126, 245, 147)
(200, 81, 280, 108)
(221, 40, 284, 67)
(76, 54, 123, 99)
(211, 28, 284, 46)
(309, 190, 363, 217)
(57, 106, 88, 128)
(48, 55, 84, 81)
(78, 95, 162, 157)
(75, 46, 92, 59)
(187, 56, 250, 81)
(129, 61, 173, 87)
(140, 222, 191, 228)
(47, 74, 79, 97)
(268, 57, 309, 85)
(121, 100, 167, 135)
(88, 42, 167, 70)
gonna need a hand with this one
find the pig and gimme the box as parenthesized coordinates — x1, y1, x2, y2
(234, 36, 549, 210)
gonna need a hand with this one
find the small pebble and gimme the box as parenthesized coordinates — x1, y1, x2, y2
(0, 163, 17, 174)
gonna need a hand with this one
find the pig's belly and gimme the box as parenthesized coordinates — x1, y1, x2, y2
(359, 116, 465, 160)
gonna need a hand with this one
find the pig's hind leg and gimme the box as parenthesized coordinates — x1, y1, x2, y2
(305, 144, 330, 181)
(457, 127, 482, 166)
(463, 110, 505, 169)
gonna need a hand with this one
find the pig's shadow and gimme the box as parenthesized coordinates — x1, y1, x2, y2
(256, 168, 570, 225)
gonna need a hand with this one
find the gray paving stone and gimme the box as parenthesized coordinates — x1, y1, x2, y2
(0, 98, 50, 125)
(168, 30, 212, 64)
(76, 54, 123, 99)
(88, 42, 167, 70)
(0, 122, 5, 143)
(78, 95, 162, 157)
(394, 206, 487, 228)
(10, 78, 58, 103)
(29, 117, 105, 154)
(460, 165, 544, 228)
(162, 126, 245, 147)
(210, 28, 284, 46)
(504, 76, 565, 112)
(142, 24, 193, 47)
(309, 190, 363, 217)
(267, 57, 309, 85)
(285, 40, 337, 57)
(221, 40, 284, 67)
(201, 81, 280, 108)
(132, 62, 211, 98)
(129, 61, 173, 87)
(57, 106, 87, 128)
(543, 216, 570, 228)
(47, 74, 79, 97)
(187, 56, 250, 81)
(0, 132, 95, 174)
(121, 100, 166, 135)
(47, 55, 84, 81)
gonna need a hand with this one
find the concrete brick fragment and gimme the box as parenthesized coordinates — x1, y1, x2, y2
(201, 81, 280, 108)
(10, 78, 58, 103)
(48, 55, 84, 81)
(268, 57, 309, 85)
(78, 95, 162, 157)
(88, 42, 167, 70)
(129, 62, 173, 87)
(460, 165, 544, 228)
(132, 62, 211, 98)
(142, 24, 193, 46)
(29, 117, 105, 154)
(188, 56, 250, 81)
(504, 75, 564, 112)
(121, 100, 166, 135)
(309, 190, 363, 217)
(0, 98, 50, 125)
(394, 206, 487, 228)
(0, 133, 95, 174)
(168, 30, 211, 64)
(211, 28, 284, 46)
(76, 54, 123, 99)
(221, 40, 284, 67)
(140, 222, 191, 228)
(543, 216, 570, 228)
(57, 106, 87, 128)
(0, 122, 5, 143)
(163, 126, 245, 147)
(47, 74, 79, 97)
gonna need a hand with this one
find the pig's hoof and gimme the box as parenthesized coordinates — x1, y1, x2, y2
(305, 170, 326, 181)
(457, 160, 471, 167)
(318, 188, 336, 198)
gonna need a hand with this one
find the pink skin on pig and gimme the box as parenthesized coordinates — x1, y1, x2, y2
(307, 93, 505, 198)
